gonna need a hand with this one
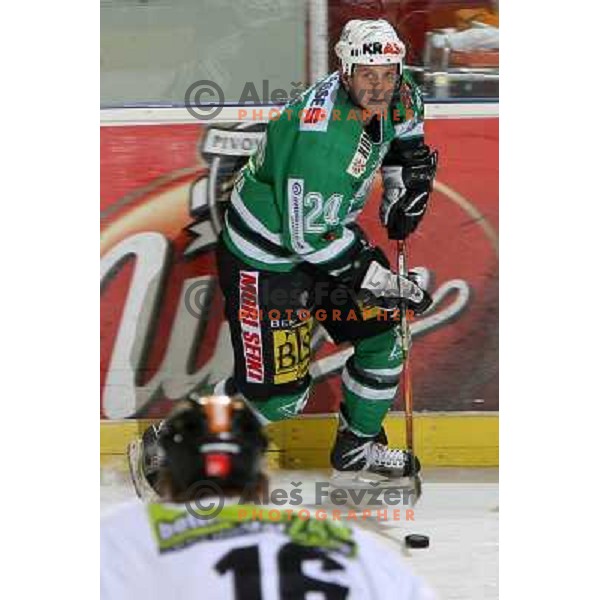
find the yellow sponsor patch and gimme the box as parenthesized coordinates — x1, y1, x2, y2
(273, 319, 312, 384)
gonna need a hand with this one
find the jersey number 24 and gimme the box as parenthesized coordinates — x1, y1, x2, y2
(304, 193, 344, 233)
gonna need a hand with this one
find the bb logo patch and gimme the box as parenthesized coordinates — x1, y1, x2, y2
(273, 319, 312, 384)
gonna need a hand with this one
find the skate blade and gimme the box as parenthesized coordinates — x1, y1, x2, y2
(330, 469, 396, 488)
(330, 469, 419, 489)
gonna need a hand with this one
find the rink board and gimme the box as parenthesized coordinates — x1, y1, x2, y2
(100, 412, 498, 470)
(101, 106, 499, 419)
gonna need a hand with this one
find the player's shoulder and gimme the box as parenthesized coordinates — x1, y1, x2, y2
(350, 524, 392, 553)
(101, 500, 156, 562)
(391, 70, 425, 139)
(276, 71, 347, 138)
(400, 71, 424, 110)
(394, 71, 424, 119)
(352, 527, 438, 599)
(101, 499, 148, 536)
(263, 510, 399, 563)
(272, 71, 359, 168)
(298, 71, 342, 134)
(350, 527, 411, 574)
(102, 498, 145, 524)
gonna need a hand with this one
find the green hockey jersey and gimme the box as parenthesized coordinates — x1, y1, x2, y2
(222, 70, 426, 274)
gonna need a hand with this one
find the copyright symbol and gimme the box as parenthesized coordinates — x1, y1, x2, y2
(184, 279, 213, 319)
(185, 481, 225, 520)
(185, 80, 224, 121)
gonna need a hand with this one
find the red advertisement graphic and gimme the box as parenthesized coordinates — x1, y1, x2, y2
(101, 117, 498, 420)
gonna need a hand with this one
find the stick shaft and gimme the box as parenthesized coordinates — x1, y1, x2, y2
(397, 241, 414, 453)
(404, 350, 414, 451)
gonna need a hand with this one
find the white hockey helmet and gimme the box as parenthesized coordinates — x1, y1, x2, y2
(335, 19, 406, 78)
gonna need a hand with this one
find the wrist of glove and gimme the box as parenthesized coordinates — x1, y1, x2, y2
(357, 261, 432, 315)
(380, 144, 438, 240)
(384, 190, 429, 241)
(330, 241, 390, 289)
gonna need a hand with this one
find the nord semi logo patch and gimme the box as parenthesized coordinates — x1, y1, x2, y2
(239, 270, 264, 383)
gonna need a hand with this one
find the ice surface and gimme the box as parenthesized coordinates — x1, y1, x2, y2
(101, 466, 498, 599)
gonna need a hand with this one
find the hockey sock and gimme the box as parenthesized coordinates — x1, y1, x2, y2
(340, 327, 404, 436)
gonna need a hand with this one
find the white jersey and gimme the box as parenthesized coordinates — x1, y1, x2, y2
(101, 500, 436, 600)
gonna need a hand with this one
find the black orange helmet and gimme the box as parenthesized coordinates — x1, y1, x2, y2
(158, 395, 268, 494)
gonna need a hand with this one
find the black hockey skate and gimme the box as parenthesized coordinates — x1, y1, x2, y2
(330, 427, 421, 483)
(127, 421, 164, 501)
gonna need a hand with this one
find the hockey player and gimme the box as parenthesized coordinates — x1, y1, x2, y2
(214, 19, 438, 477)
(129, 18, 438, 492)
(103, 396, 437, 600)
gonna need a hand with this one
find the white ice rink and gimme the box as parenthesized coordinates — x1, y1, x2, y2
(101, 467, 498, 600)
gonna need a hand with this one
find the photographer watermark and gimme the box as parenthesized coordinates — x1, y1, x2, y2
(185, 80, 226, 121)
(185, 79, 307, 121)
(184, 481, 226, 521)
(183, 277, 413, 322)
(184, 278, 215, 320)
(184, 78, 405, 122)
(183, 478, 419, 522)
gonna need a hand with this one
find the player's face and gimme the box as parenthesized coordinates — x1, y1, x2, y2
(348, 64, 398, 114)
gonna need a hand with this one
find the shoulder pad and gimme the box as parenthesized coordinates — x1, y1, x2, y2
(392, 72, 425, 140)
(298, 72, 340, 133)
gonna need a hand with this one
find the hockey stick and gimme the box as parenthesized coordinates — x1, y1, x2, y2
(396, 240, 423, 504)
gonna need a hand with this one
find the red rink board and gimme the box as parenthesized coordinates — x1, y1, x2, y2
(100, 117, 498, 419)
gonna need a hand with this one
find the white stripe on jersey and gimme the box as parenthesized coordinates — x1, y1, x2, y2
(302, 227, 356, 265)
(231, 188, 284, 246)
(342, 367, 398, 401)
(225, 213, 296, 265)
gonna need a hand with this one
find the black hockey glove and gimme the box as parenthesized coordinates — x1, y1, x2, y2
(380, 143, 438, 241)
(327, 236, 431, 314)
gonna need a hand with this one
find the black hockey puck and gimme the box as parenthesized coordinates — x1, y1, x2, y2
(405, 534, 430, 548)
